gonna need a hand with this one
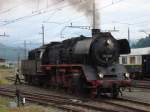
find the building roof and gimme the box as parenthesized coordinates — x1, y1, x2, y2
(0, 58, 6, 62)
(121, 47, 150, 56)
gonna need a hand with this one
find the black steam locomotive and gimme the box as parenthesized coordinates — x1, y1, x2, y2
(21, 29, 131, 98)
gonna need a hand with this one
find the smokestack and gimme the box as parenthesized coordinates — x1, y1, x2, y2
(92, 29, 100, 36)
(92, 0, 101, 36)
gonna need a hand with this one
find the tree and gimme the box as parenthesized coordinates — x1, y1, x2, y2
(131, 35, 150, 48)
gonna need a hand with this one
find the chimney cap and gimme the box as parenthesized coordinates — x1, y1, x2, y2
(92, 29, 101, 36)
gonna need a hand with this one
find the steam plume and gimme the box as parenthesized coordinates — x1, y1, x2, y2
(0, 0, 100, 28)
(64, 0, 100, 28)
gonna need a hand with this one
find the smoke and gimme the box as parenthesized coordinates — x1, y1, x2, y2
(0, 0, 100, 28)
(47, 0, 100, 28)
(64, 0, 100, 28)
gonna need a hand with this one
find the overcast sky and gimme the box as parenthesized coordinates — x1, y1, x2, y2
(0, 0, 150, 49)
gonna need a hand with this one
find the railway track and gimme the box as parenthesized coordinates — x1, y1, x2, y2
(0, 87, 121, 112)
(0, 86, 150, 112)
(133, 80, 150, 89)
(135, 85, 150, 89)
(99, 98, 150, 112)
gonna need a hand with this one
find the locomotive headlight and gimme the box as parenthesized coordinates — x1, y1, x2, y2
(98, 73, 104, 79)
(125, 73, 130, 78)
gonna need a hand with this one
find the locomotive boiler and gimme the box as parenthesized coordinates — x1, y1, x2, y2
(21, 29, 131, 98)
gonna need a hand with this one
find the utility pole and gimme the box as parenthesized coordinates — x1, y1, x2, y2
(40, 25, 45, 46)
(24, 40, 27, 60)
(128, 27, 130, 46)
(0, 32, 9, 37)
(17, 52, 20, 70)
(0, 32, 9, 63)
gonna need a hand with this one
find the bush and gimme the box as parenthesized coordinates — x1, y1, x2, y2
(0, 65, 9, 69)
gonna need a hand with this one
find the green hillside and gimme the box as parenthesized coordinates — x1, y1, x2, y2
(132, 35, 150, 48)
(0, 43, 25, 61)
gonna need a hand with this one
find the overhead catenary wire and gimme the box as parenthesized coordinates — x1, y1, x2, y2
(44, 0, 126, 29)
(0, 0, 136, 43)
(0, 3, 25, 15)
(0, 1, 89, 46)
(0, 0, 149, 47)
(0, 0, 125, 27)
(32, 0, 66, 14)
(0, 0, 66, 26)
(112, 19, 150, 30)
(0, 0, 86, 27)
(0, 0, 148, 29)
(22, 0, 127, 40)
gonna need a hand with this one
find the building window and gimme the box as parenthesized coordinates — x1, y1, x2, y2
(130, 56, 136, 64)
(122, 56, 127, 64)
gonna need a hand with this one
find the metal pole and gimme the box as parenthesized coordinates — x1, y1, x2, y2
(0, 32, 9, 37)
(24, 40, 27, 60)
(128, 27, 130, 46)
(17, 53, 20, 69)
(42, 25, 45, 45)
(47, 0, 49, 8)
(93, 0, 96, 29)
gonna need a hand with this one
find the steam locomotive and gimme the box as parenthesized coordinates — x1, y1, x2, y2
(21, 29, 131, 98)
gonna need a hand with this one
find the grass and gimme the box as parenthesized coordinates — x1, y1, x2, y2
(0, 97, 61, 112)
(0, 68, 61, 112)
(9, 105, 59, 112)
(0, 68, 14, 77)
(0, 97, 10, 112)
(0, 97, 10, 105)
(0, 79, 10, 85)
(0, 107, 9, 112)
(0, 66, 10, 69)
(0, 68, 14, 85)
